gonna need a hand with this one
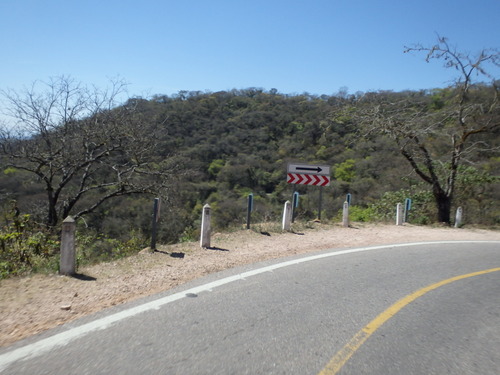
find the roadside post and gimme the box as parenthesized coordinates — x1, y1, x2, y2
(200, 204, 211, 248)
(454, 207, 463, 228)
(60, 216, 76, 275)
(150, 198, 161, 252)
(342, 201, 349, 227)
(292, 191, 299, 223)
(404, 198, 412, 223)
(246, 193, 254, 229)
(346, 193, 352, 206)
(396, 203, 404, 226)
(282, 201, 292, 231)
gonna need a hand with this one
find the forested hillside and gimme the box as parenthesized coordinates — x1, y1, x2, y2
(1, 42, 499, 277)
(2, 86, 498, 232)
(130, 86, 499, 231)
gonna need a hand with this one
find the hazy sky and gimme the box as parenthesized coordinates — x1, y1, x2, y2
(1, 0, 499, 99)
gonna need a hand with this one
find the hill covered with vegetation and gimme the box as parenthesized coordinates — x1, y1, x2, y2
(1, 39, 498, 278)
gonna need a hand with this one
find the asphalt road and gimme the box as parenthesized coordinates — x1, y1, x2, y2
(1, 241, 498, 374)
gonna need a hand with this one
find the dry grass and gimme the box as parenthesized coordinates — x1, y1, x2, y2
(1, 222, 498, 347)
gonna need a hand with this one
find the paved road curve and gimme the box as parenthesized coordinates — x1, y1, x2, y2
(1, 241, 498, 374)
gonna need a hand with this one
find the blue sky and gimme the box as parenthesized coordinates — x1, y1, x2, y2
(1, 0, 499, 100)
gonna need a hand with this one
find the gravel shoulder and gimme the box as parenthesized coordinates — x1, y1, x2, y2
(1, 222, 499, 347)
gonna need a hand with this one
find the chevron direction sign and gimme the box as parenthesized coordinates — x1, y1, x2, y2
(287, 163, 331, 186)
(287, 173, 330, 186)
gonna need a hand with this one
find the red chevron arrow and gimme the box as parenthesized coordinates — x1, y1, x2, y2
(287, 173, 330, 186)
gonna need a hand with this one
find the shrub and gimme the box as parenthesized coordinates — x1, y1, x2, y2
(348, 205, 376, 222)
(370, 189, 435, 224)
(0, 207, 59, 279)
(76, 230, 148, 267)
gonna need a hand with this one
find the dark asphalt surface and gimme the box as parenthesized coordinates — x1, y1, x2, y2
(0, 241, 498, 374)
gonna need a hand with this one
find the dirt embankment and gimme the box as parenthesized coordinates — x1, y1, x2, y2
(1, 223, 499, 347)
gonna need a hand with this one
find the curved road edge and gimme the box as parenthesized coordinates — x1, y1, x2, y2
(1, 240, 499, 372)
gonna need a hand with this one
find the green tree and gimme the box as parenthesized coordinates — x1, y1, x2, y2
(334, 159, 356, 182)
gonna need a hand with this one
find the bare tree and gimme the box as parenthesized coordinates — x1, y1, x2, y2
(1, 76, 175, 228)
(360, 37, 499, 224)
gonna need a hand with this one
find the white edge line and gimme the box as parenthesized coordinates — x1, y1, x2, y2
(0, 240, 498, 371)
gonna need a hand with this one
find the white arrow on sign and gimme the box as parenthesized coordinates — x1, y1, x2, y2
(287, 163, 331, 176)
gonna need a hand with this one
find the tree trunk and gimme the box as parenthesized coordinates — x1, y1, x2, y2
(434, 190, 452, 224)
(46, 189, 59, 227)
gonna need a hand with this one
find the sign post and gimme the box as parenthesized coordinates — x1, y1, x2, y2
(318, 187, 324, 220)
(292, 191, 299, 223)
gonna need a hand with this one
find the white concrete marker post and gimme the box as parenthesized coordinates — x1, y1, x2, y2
(200, 204, 211, 248)
(454, 207, 463, 228)
(342, 201, 349, 228)
(282, 200, 292, 231)
(396, 203, 404, 226)
(60, 216, 76, 275)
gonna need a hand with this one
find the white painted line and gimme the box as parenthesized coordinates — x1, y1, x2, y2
(0, 240, 498, 371)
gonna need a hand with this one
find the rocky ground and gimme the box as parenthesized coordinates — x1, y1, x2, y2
(1, 222, 499, 347)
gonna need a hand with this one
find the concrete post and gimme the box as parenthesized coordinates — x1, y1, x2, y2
(454, 207, 463, 228)
(342, 201, 349, 227)
(60, 216, 76, 275)
(282, 200, 292, 231)
(200, 204, 211, 248)
(396, 203, 404, 226)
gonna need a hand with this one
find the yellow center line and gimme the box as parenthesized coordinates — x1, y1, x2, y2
(318, 267, 500, 375)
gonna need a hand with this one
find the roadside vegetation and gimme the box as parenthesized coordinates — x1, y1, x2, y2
(1, 37, 498, 279)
